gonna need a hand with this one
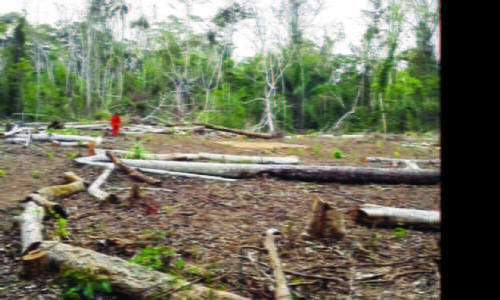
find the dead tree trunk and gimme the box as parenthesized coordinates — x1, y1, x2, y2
(303, 195, 345, 240)
(352, 204, 440, 230)
(38, 241, 249, 300)
(86, 159, 439, 185)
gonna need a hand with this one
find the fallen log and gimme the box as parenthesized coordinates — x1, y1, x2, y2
(366, 157, 440, 169)
(303, 195, 345, 240)
(165, 123, 282, 139)
(351, 204, 440, 230)
(136, 167, 237, 182)
(105, 151, 162, 186)
(20, 172, 87, 255)
(95, 149, 300, 164)
(0, 124, 21, 138)
(20, 201, 45, 256)
(263, 229, 292, 300)
(86, 159, 440, 185)
(88, 165, 118, 203)
(37, 241, 249, 300)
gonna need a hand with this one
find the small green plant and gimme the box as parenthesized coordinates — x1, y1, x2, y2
(31, 170, 41, 179)
(313, 144, 322, 157)
(331, 149, 343, 159)
(393, 227, 408, 238)
(77, 140, 84, 146)
(129, 246, 178, 271)
(57, 266, 112, 299)
(48, 208, 70, 237)
(66, 152, 77, 160)
(393, 151, 401, 158)
(126, 138, 149, 160)
(376, 140, 385, 153)
(144, 135, 153, 142)
(46, 151, 55, 159)
(0, 169, 6, 178)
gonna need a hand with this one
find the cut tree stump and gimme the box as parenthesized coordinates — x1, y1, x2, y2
(303, 195, 345, 240)
(38, 241, 249, 300)
(105, 151, 162, 186)
(21, 249, 49, 279)
(351, 204, 440, 230)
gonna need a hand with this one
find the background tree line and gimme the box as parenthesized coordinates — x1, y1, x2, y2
(0, 0, 440, 134)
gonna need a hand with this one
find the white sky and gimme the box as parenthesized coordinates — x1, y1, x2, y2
(1, 0, 439, 61)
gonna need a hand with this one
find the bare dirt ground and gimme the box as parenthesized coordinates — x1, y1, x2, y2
(0, 133, 441, 300)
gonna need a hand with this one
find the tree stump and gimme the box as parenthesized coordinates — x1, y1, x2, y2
(21, 249, 49, 279)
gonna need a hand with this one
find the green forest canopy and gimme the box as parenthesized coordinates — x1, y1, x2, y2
(0, 0, 439, 134)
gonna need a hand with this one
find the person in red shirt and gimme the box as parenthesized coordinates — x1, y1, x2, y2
(110, 112, 121, 135)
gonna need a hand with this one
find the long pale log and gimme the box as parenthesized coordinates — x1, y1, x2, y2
(263, 229, 292, 300)
(136, 168, 237, 182)
(95, 149, 199, 161)
(366, 157, 440, 169)
(197, 153, 299, 164)
(95, 149, 299, 164)
(88, 166, 118, 203)
(38, 241, 249, 300)
(105, 151, 162, 186)
(14, 133, 102, 143)
(86, 159, 439, 185)
(352, 204, 440, 229)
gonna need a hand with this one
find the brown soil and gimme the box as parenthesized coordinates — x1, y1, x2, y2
(0, 133, 440, 300)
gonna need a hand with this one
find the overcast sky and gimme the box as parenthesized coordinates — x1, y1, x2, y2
(0, 0, 439, 61)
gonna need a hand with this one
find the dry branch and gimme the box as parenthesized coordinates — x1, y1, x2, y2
(352, 204, 440, 230)
(38, 241, 249, 300)
(0, 124, 21, 138)
(20, 201, 45, 255)
(263, 229, 292, 300)
(303, 195, 345, 240)
(88, 165, 118, 203)
(201, 124, 283, 139)
(105, 151, 162, 186)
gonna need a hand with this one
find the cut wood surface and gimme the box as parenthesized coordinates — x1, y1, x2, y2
(87, 158, 439, 185)
(352, 204, 440, 229)
(88, 165, 118, 203)
(105, 151, 162, 186)
(263, 229, 292, 300)
(38, 241, 249, 300)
